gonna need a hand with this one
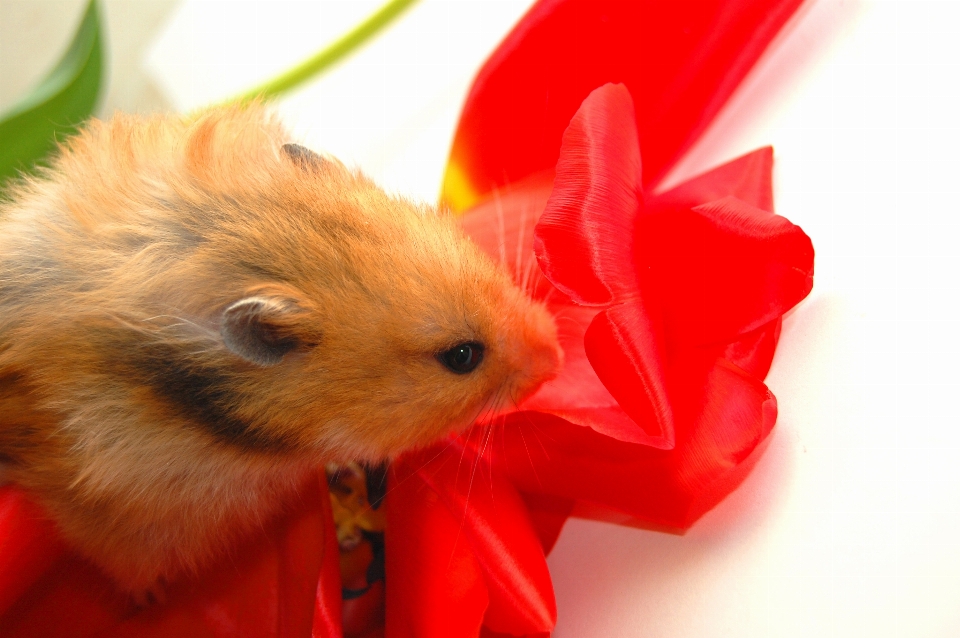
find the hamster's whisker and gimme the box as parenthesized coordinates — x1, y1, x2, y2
(493, 188, 508, 269)
(453, 419, 481, 488)
(522, 245, 544, 297)
(520, 412, 553, 461)
(455, 388, 501, 483)
(478, 423, 494, 488)
(481, 424, 495, 502)
(509, 393, 550, 486)
(373, 435, 459, 507)
(521, 256, 537, 296)
(516, 419, 544, 489)
(552, 313, 587, 332)
(140, 314, 202, 328)
(489, 387, 514, 496)
(514, 203, 527, 280)
(447, 420, 492, 570)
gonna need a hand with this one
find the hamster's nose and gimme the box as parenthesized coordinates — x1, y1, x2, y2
(510, 303, 563, 404)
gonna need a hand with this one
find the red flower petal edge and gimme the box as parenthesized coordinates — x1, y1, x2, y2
(443, 0, 805, 210)
(531, 83, 812, 442)
(386, 442, 556, 637)
(490, 356, 779, 530)
(638, 196, 814, 348)
(534, 83, 674, 448)
(533, 83, 641, 308)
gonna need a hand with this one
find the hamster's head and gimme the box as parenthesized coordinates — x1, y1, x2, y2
(170, 121, 562, 462)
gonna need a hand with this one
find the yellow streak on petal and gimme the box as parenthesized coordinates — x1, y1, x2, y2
(441, 160, 481, 214)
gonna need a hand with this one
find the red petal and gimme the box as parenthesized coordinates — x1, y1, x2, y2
(638, 196, 814, 347)
(396, 444, 557, 635)
(443, 0, 805, 210)
(481, 630, 550, 638)
(313, 477, 346, 638)
(517, 493, 573, 556)
(0, 487, 67, 619)
(385, 464, 487, 638)
(583, 302, 674, 448)
(651, 146, 775, 213)
(666, 356, 777, 509)
(533, 83, 642, 306)
(717, 316, 782, 380)
(458, 171, 557, 303)
(497, 356, 776, 529)
(521, 302, 643, 442)
(0, 479, 337, 638)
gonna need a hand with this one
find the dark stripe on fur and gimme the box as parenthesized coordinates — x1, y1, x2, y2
(105, 333, 294, 452)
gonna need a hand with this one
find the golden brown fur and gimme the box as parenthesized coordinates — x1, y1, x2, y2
(0, 105, 560, 592)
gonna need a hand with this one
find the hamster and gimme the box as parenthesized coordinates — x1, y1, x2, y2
(0, 105, 561, 595)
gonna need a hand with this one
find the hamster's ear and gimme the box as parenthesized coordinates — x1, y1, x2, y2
(281, 143, 324, 170)
(221, 296, 307, 366)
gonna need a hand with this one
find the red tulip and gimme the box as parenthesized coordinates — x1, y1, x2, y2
(458, 83, 813, 533)
(385, 0, 814, 631)
(380, 112, 817, 624)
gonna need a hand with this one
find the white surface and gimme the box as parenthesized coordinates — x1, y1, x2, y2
(144, 1, 960, 636)
(146, 0, 537, 203)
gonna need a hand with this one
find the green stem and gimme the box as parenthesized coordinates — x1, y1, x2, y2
(232, 0, 420, 103)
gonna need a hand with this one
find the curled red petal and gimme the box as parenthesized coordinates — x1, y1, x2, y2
(521, 302, 642, 441)
(717, 316, 782, 380)
(396, 444, 556, 635)
(385, 464, 487, 638)
(666, 355, 777, 508)
(650, 146, 775, 213)
(534, 83, 642, 306)
(639, 196, 814, 347)
(496, 356, 776, 529)
(443, 0, 805, 210)
(583, 301, 674, 448)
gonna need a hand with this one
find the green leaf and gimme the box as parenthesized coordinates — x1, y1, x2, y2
(0, 0, 104, 188)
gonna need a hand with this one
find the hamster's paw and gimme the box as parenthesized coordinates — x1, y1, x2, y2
(130, 576, 168, 608)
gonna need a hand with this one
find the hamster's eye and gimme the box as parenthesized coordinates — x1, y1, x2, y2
(438, 342, 485, 374)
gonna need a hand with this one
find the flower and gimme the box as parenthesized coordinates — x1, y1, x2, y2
(459, 83, 813, 531)
(376, 1, 813, 632)
(0, 0, 812, 636)
(381, 82, 813, 636)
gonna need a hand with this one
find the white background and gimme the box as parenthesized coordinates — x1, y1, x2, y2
(4, 1, 960, 636)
